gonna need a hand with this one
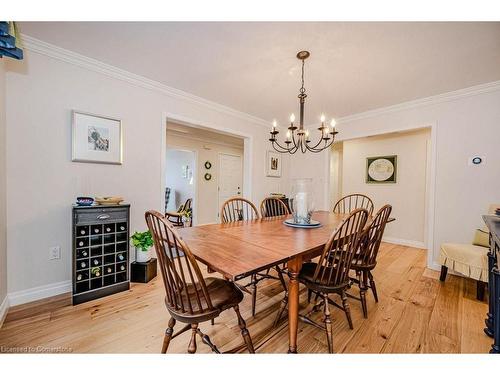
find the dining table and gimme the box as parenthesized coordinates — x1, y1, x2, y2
(179, 210, 354, 353)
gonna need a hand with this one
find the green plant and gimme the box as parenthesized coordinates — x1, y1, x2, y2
(130, 230, 153, 252)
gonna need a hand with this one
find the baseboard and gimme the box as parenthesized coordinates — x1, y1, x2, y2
(383, 236, 427, 249)
(0, 294, 9, 328)
(8, 280, 72, 307)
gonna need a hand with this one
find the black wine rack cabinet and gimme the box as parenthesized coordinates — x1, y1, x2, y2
(72, 204, 130, 305)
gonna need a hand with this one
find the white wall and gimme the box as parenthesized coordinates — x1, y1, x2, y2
(165, 149, 195, 212)
(5, 49, 289, 301)
(166, 133, 244, 225)
(309, 85, 500, 269)
(341, 129, 430, 245)
(0, 59, 8, 319)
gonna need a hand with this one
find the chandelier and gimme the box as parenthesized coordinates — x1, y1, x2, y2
(269, 51, 338, 154)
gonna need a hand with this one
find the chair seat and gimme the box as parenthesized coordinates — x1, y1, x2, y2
(166, 277, 243, 322)
(299, 262, 349, 292)
(440, 243, 489, 282)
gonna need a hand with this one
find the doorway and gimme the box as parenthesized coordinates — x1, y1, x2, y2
(163, 117, 246, 225)
(165, 148, 196, 222)
(218, 153, 243, 219)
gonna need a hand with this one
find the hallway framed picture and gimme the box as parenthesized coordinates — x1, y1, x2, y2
(72, 110, 123, 165)
(266, 150, 282, 177)
(366, 155, 397, 183)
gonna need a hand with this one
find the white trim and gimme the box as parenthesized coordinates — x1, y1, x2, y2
(167, 131, 244, 150)
(337, 80, 500, 124)
(8, 280, 72, 307)
(21, 34, 270, 129)
(383, 237, 427, 250)
(0, 295, 9, 328)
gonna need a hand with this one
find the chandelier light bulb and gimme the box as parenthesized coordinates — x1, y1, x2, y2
(305, 130, 310, 139)
(286, 130, 291, 139)
(330, 118, 336, 129)
(290, 113, 295, 123)
(272, 120, 277, 128)
(320, 114, 325, 123)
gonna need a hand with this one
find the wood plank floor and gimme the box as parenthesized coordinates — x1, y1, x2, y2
(0, 243, 493, 353)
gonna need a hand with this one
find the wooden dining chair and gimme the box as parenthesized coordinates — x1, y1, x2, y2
(165, 198, 193, 227)
(349, 204, 392, 318)
(220, 197, 286, 317)
(145, 210, 255, 354)
(260, 197, 290, 218)
(275, 208, 368, 353)
(333, 194, 374, 216)
(220, 197, 259, 223)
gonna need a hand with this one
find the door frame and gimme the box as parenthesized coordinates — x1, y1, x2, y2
(165, 146, 198, 226)
(161, 112, 253, 225)
(327, 122, 437, 270)
(217, 152, 244, 221)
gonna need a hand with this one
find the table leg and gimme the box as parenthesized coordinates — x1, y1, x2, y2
(287, 256, 302, 354)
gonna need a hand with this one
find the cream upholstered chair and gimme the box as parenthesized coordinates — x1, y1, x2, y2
(439, 204, 499, 301)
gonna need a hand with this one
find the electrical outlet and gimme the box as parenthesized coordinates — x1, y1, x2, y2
(49, 246, 61, 260)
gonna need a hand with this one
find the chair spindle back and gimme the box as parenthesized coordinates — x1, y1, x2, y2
(353, 204, 392, 268)
(260, 197, 290, 218)
(333, 194, 374, 216)
(145, 210, 213, 315)
(313, 208, 369, 287)
(220, 198, 259, 223)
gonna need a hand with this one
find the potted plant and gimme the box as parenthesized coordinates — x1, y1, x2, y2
(130, 230, 154, 263)
(179, 207, 192, 227)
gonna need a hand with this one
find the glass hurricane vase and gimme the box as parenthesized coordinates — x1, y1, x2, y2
(290, 178, 315, 224)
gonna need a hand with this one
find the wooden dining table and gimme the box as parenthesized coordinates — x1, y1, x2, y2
(179, 210, 351, 353)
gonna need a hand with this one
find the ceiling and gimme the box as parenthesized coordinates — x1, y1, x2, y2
(20, 22, 500, 124)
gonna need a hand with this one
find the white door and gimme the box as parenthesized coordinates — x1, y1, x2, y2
(218, 153, 243, 220)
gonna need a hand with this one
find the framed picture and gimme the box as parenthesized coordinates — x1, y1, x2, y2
(266, 150, 282, 177)
(72, 110, 123, 165)
(366, 155, 397, 183)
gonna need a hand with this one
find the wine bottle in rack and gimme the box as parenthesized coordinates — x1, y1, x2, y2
(120, 264, 125, 271)
(80, 229, 86, 235)
(78, 240, 85, 247)
(82, 250, 88, 257)
(80, 261, 87, 269)
(93, 258, 100, 266)
(117, 253, 125, 261)
(77, 273, 83, 281)
(107, 267, 112, 274)
(119, 225, 126, 231)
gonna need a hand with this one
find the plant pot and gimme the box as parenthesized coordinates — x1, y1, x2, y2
(136, 247, 152, 263)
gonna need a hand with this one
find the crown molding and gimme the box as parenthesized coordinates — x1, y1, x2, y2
(21, 34, 271, 128)
(336, 80, 500, 124)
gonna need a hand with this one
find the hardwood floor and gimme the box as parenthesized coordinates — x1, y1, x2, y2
(0, 243, 492, 353)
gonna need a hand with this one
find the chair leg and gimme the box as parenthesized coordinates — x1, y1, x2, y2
(211, 318, 215, 325)
(234, 305, 255, 353)
(273, 290, 288, 328)
(251, 274, 257, 317)
(276, 265, 288, 292)
(188, 323, 198, 354)
(360, 272, 368, 319)
(477, 280, 486, 301)
(196, 328, 220, 354)
(368, 271, 379, 303)
(161, 317, 176, 354)
(439, 265, 448, 282)
(323, 294, 334, 353)
(341, 290, 354, 330)
(307, 289, 313, 303)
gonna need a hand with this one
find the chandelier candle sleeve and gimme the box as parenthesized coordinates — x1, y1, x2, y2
(269, 51, 339, 154)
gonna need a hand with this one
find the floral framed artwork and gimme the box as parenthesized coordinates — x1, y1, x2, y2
(72, 110, 123, 165)
(366, 155, 397, 183)
(266, 150, 282, 177)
